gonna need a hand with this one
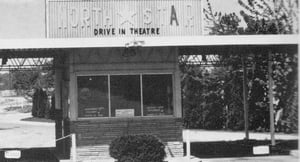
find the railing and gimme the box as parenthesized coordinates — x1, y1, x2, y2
(56, 133, 77, 162)
(184, 129, 191, 162)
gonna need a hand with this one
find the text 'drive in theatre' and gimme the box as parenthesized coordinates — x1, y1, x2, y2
(47, 0, 202, 38)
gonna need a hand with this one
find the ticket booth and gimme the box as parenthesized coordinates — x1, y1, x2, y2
(54, 47, 183, 160)
(46, 0, 203, 160)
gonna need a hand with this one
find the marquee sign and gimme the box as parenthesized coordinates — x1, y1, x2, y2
(47, 0, 202, 38)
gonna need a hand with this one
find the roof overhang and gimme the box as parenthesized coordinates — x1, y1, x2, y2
(0, 35, 298, 50)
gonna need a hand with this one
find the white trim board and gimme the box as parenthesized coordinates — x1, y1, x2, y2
(0, 35, 298, 50)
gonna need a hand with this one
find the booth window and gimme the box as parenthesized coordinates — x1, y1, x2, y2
(77, 74, 173, 118)
(77, 76, 109, 117)
(110, 75, 141, 117)
(142, 74, 173, 116)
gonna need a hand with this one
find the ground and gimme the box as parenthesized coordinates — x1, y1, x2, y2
(182, 129, 299, 142)
(165, 155, 299, 162)
(0, 95, 55, 149)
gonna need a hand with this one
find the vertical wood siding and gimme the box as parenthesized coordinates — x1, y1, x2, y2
(47, 0, 202, 38)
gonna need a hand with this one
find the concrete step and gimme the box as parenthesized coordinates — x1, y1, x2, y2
(290, 149, 299, 157)
(58, 159, 72, 162)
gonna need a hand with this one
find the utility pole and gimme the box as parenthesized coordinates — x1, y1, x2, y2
(242, 54, 249, 140)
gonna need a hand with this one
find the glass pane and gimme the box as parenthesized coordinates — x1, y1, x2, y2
(110, 75, 141, 117)
(143, 74, 173, 116)
(77, 76, 109, 117)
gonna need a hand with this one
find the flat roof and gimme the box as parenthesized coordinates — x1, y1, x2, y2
(0, 35, 298, 50)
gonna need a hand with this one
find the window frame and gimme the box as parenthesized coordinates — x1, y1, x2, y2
(76, 72, 175, 120)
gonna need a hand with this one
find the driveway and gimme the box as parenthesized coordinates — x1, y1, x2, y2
(0, 96, 55, 149)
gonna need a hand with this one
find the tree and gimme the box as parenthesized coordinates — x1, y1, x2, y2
(238, 0, 298, 132)
(238, 0, 298, 34)
(272, 52, 298, 132)
(32, 88, 49, 118)
(11, 66, 54, 98)
(203, 0, 242, 35)
(0, 73, 12, 90)
(180, 59, 225, 130)
(191, 0, 299, 132)
(11, 65, 54, 118)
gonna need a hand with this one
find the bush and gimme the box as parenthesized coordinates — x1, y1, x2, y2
(32, 88, 50, 118)
(109, 134, 166, 162)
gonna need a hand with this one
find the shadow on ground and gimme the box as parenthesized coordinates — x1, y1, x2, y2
(20, 117, 54, 123)
(185, 139, 298, 158)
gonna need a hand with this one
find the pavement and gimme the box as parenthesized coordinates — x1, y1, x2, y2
(182, 129, 299, 142)
(0, 97, 55, 149)
(76, 155, 299, 162)
(199, 155, 299, 162)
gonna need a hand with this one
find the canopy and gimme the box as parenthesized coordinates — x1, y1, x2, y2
(0, 35, 297, 50)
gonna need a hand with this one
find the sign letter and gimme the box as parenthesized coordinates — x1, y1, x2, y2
(70, 8, 78, 28)
(92, 8, 102, 27)
(157, 8, 167, 26)
(143, 9, 152, 25)
(81, 8, 90, 28)
(170, 5, 179, 26)
(58, 6, 68, 29)
(185, 5, 194, 27)
(103, 10, 113, 27)
(94, 29, 98, 36)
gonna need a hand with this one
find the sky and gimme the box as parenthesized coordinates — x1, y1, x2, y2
(0, 0, 46, 38)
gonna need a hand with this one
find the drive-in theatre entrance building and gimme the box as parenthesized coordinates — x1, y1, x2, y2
(0, 0, 297, 161)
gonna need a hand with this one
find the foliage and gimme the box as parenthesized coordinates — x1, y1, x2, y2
(272, 53, 298, 132)
(109, 134, 166, 162)
(11, 67, 54, 99)
(238, 0, 298, 131)
(181, 64, 225, 130)
(181, 52, 297, 131)
(247, 54, 270, 130)
(222, 63, 245, 130)
(203, 0, 242, 35)
(186, 0, 298, 132)
(0, 73, 12, 90)
(32, 88, 51, 118)
(238, 0, 298, 34)
(204, 0, 298, 35)
(10, 62, 54, 119)
(285, 84, 298, 132)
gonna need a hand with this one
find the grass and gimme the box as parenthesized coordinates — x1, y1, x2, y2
(185, 139, 298, 158)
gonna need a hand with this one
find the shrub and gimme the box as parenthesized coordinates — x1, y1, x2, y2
(32, 88, 50, 118)
(109, 134, 166, 162)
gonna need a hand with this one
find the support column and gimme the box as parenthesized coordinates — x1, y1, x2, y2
(69, 53, 77, 121)
(242, 54, 249, 140)
(54, 56, 62, 110)
(174, 47, 182, 118)
(54, 55, 67, 158)
(268, 52, 275, 146)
